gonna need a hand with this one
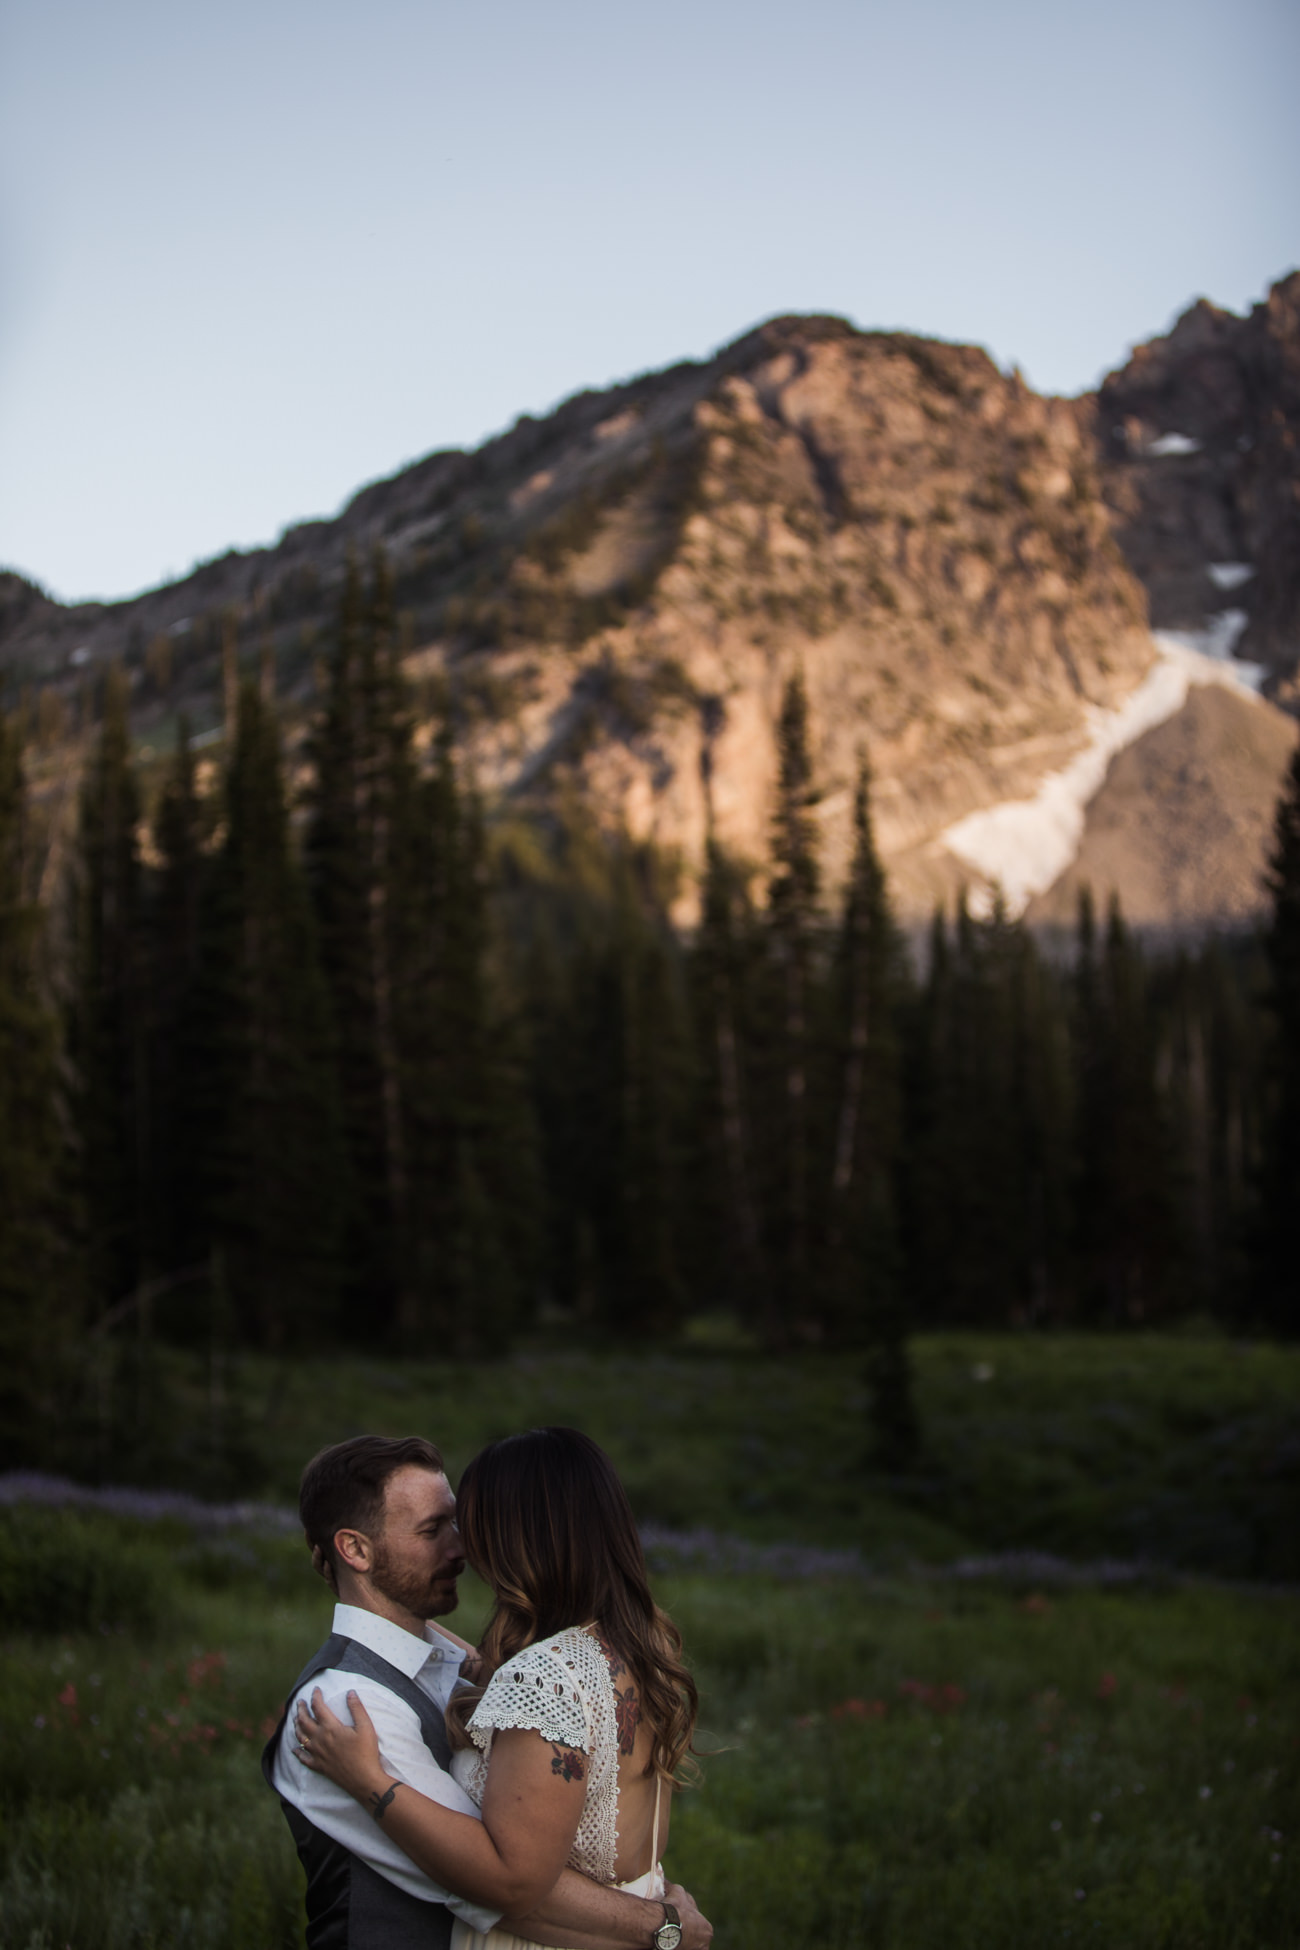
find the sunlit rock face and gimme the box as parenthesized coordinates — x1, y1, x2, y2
(2, 281, 1297, 937)
(435, 318, 1157, 925)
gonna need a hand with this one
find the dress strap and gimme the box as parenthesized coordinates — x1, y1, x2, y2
(649, 1772, 662, 1873)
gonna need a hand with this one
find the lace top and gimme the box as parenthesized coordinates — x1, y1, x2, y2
(449, 1626, 622, 1884)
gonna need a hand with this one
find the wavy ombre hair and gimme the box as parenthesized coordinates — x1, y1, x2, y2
(447, 1427, 698, 1782)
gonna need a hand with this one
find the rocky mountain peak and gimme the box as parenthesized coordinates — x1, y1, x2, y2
(2, 282, 1297, 938)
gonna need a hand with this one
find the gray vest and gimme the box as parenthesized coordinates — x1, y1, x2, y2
(262, 1632, 456, 1950)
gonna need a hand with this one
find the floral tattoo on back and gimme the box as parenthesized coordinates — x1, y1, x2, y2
(550, 1743, 587, 1783)
(598, 1632, 642, 1755)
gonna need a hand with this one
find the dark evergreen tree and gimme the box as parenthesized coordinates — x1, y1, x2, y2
(902, 906, 958, 1327)
(306, 557, 408, 1327)
(1070, 883, 1105, 1314)
(607, 855, 690, 1337)
(826, 756, 918, 1460)
(689, 839, 767, 1328)
(907, 897, 1020, 1324)
(530, 846, 689, 1340)
(1257, 743, 1300, 1334)
(1159, 941, 1264, 1321)
(308, 557, 532, 1350)
(198, 678, 345, 1346)
(959, 899, 1027, 1318)
(145, 718, 210, 1287)
(0, 713, 73, 1460)
(904, 893, 1073, 1327)
(1011, 920, 1075, 1318)
(402, 726, 535, 1351)
(69, 663, 146, 1314)
(764, 668, 822, 1341)
(825, 759, 904, 1316)
(1073, 894, 1179, 1321)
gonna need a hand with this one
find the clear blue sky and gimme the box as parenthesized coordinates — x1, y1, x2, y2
(2, 0, 1296, 603)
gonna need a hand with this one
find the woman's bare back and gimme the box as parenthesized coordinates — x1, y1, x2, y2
(596, 1631, 671, 1883)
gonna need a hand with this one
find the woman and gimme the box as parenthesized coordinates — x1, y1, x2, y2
(295, 1427, 699, 1950)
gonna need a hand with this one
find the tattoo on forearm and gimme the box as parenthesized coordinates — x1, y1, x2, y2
(550, 1744, 587, 1783)
(369, 1783, 398, 1823)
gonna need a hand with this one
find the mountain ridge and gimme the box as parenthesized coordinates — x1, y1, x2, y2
(3, 278, 1297, 935)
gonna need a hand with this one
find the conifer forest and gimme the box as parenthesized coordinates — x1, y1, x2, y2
(2, 560, 1299, 1478)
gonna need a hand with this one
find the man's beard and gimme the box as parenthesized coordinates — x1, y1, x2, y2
(371, 1541, 459, 1619)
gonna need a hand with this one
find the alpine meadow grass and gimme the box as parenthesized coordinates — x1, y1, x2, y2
(1, 1334, 1296, 1947)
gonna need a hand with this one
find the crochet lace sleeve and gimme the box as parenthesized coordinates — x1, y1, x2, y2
(466, 1643, 591, 1756)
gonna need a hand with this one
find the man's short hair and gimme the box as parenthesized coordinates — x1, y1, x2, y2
(299, 1434, 446, 1574)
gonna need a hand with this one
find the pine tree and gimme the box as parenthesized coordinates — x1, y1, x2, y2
(1257, 743, 1300, 1334)
(402, 726, 535, 1350)
(1072, 894, 1178, 1321)
(1005, 920, 1074, 1320)
(308, 558, 533, 1350)
(198, 678, 345, 1346)
(689, 839, 767, 1328)
(765, 668, 822, 1341)
(903, 893, 1070, 1328)
(306, 556, 406, 1327)
(826, 758, 904, 1319)
(0, 713, 73, 1461)
(607, 855, 689, 1337)
(907, 897, 1016, 1325)
(903, 906, 956, 1327)
(69, 663, 146, 1314)
(145, 717, 210, 1285)
(827, 756, 918, 1460)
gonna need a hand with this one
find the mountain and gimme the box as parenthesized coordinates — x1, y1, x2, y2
(3, 276, 1297, 934)
(1093, 271, 1300, 687)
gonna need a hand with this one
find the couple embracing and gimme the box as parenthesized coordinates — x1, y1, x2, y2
(263, 1428, 713, 1950)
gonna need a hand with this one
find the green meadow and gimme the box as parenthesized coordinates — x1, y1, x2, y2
(2, 1334, 1297, 1947)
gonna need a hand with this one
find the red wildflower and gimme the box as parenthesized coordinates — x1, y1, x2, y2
(187, 1652, 227, 1689)
(831, 1697, 887, 1721)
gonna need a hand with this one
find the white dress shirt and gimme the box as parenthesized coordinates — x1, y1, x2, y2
(272, 1602, 501, 1935)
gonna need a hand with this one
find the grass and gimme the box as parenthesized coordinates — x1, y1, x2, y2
(3, 1333, 1298, 1945)
(202, 1329, 1300, 1576)
(670, 1576, 1299, 1948)
(0, 1521, 314, 1949)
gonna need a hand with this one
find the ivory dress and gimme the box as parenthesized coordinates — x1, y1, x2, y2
(448, 1625, 666, 1950)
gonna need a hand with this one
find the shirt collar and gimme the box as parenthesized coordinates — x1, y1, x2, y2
(331, 1602, 463, 1679)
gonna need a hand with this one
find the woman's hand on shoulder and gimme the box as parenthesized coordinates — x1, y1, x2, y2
(431, 1622, 486, 1685)
(295, 1688, 391, 1810)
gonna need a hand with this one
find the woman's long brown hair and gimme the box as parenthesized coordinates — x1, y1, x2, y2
(447, 1427, 698, 1782)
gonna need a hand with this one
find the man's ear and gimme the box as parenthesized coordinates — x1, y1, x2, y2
(333, 1527, 373, 1576)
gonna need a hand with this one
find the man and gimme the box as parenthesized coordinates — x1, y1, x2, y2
(264, 1434, 712, 1950)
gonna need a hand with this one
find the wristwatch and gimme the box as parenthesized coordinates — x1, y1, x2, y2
(651, 1903, 683, 1950)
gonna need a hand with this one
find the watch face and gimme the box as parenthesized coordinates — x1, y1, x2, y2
(655, 1928, 683, 1950)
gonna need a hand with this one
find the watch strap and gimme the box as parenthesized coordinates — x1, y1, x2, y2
(653, 1902, 682, 1948)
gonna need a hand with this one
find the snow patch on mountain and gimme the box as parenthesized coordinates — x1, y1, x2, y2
(1147, 432, 1202, 457)
(940, 631, 1267, 916)
(1208, 562, 1255, 592)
